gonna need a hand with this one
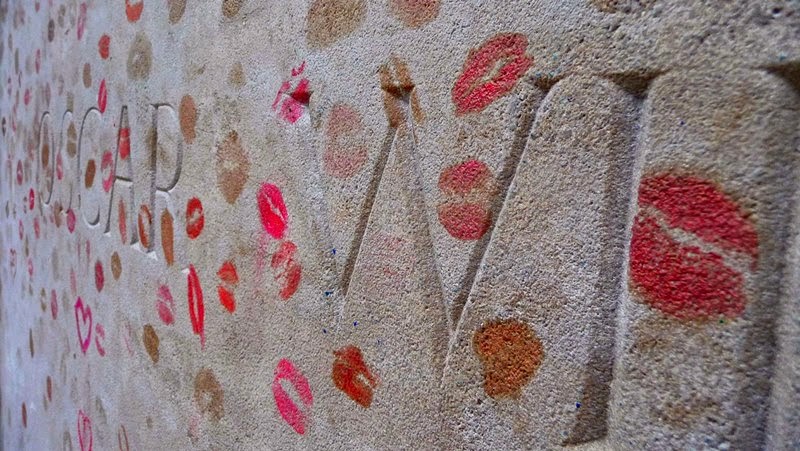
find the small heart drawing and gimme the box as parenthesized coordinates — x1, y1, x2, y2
(74, 297, 93, 355)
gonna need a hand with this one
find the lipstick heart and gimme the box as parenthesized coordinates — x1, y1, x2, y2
(77, 409, 93, 451)
(74, 297, 93, 355)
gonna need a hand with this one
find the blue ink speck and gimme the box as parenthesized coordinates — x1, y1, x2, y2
(332, 248, 337, 255)
(354, 321, 358, 327)
(576, 402, 581, 409)
(324, 290, 333, 297)
(323, 329, 327, 334)
(679, 119, 686, 126)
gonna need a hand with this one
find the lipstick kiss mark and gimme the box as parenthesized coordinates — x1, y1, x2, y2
(161, 210, 175, 266)
(217, 260, 238, 313)
(257, 183, 289, 240)
(629, 174, 758, 320)
(94, 260, 104, 292)
(332, 345, 378, 408)
(437, 159, 495, 240)
(118, 127, 131, 160)
(74, 297, 93, 355)
(97, 79, 107, 114)
(185, 197, 204, 239)
(77, 409, 93, 451)
(452, 33, 533, 115)
(51, 290, 58, 320)
(187, 265, 205, 347)
(94, 323, 106, 356)
(272, 358, 313, 435)
(156, 284, 175, 325)
(98, 35, 110, 59)
(125, 0, 144, 22)
(138, 204, 152, 248)
(100, 151, 114, 192)
(271, 241, 302, 300)
(118, 199, 128, 243)
(77, 3, 87, 40)
(28, 188, 34, 210)
(323, 104, 368, 179)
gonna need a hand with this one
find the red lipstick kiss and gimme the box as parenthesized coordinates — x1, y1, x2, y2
(97, 79, 107, 113)
(217, 260, 238, 313)
(156, 284, 175, 325)
(125, 0, 143, 22)
(452, 33, 533, 115)
(98, 35, 110, 59)
(94, 260, 104, 292)
(272, 62, 311, 124)
(271, 241, 302, 300)
(187, 265, 205, 347)
(118, 127, 131, 160)
(332, 345, 378, 408)
(272, 358, 313, 435)
(185, 197, 205, 239)
(101, 151, 114, 192)
(74, 297, 93, 355)
(629, 174, 758, 320)
(138, 205, 152, 248)
(257, 183, 289, 239)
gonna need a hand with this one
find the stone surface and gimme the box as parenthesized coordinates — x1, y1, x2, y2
(1, 1, 799, 450)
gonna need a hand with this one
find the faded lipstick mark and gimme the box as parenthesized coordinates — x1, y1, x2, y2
(156, 284, 175, 325)
(272, 62, 311, 124)
(452, 33, 533, 115)
(272, 358, 313, 434)
(437, 159, 495, 240)
(332, 345, 378, 408)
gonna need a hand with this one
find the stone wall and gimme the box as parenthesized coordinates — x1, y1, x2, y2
(1, 0, 799, 449)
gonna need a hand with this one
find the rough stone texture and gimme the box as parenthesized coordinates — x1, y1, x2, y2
(0, 1, 799, 450)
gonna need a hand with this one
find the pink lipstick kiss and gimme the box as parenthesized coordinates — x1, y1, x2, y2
(629, 174, 759, 320)
(452, 33, 533, 115)
(272, 358, 313, 435)
(437, 159, 494, 240)
(156, 284, 176, 325)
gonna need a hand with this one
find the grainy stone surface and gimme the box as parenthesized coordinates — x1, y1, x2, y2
(0, 1, 799, 450)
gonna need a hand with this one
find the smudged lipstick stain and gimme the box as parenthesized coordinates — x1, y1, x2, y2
(473, 319, 544, 399)
(185, 197, 204, 239)
(217, 260, 238, 313)
(160, 210, 174, 266)
(125, 0, 144, 22)
(28, 188, 34, 210)
(74, 297, 93, 355)
(257, 183, 289, 239)
(111, 252, 122, 280)
(157, 284, 175, 325)
(272, 62, 311, 124)
(216, 131, 251, 204)
(98, 35, 110, 59)
(629, 174, 758, 320)
(187, 265, 205, 347)
(137, 205, 152, 248)
(33, 217, 40, 238)
(97, 79, 107, 113)
(452, 33, 533, 115)
(272, 358, 313, 434)
(100, 151, 114, 192)
(332, 345, 378, 408)
(271, 241, 302, 300)
(77, 409, 93, 451)
(194, 368, 225, 421)
(142, 324, 159, 363)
